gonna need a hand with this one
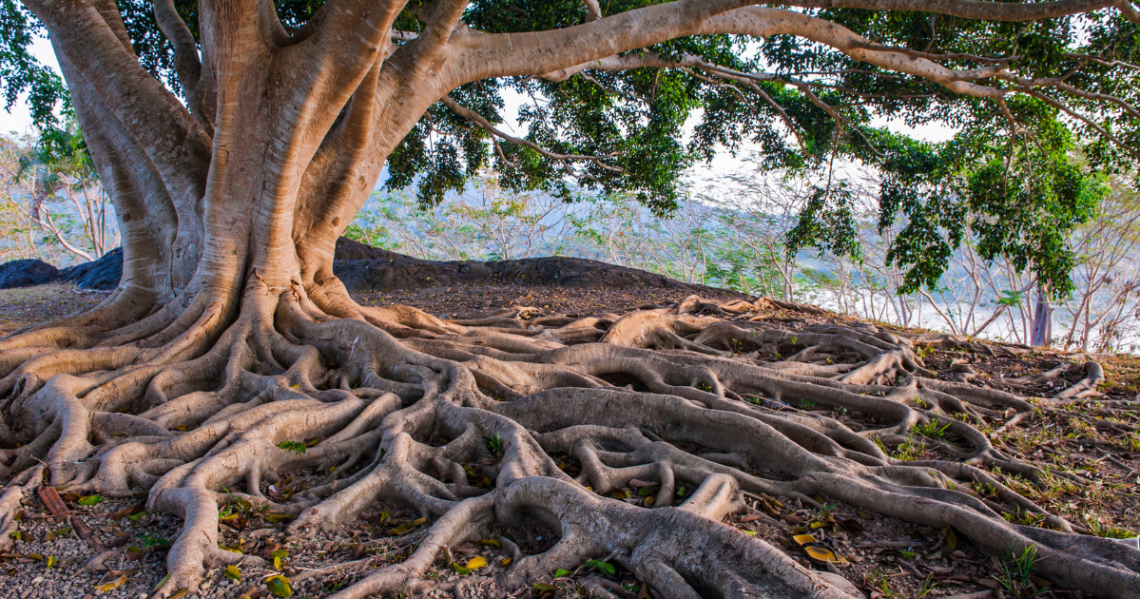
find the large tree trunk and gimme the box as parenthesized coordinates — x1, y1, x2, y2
(0, 2, 1137, 599)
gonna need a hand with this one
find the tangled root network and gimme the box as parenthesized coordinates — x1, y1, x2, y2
(0, 283, 1136, 599)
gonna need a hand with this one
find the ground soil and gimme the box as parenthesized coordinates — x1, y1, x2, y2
(0, 283, 1136, 599)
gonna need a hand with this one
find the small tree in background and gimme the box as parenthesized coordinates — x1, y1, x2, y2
(4, 125, 118, 263)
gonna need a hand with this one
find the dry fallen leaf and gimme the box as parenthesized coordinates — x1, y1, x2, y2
(95, 575, 128, 592)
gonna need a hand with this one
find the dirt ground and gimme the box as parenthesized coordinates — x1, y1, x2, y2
(0, 283, 1136, 599)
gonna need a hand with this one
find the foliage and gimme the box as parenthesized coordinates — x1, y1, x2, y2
(0, 0, 66, 129)
(995, 544, 1041, 597)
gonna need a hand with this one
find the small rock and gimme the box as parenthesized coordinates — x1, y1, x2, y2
(816, 571, 863, 598)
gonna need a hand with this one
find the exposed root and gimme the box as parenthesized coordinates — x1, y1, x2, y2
(0, 287, 1137, 599)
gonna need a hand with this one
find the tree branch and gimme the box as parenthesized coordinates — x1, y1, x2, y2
(450, 0, 752, 84)
(27, 0, 211, 212)
(453, 6, 1009, 101)
(582, 0, 602, 22)
(412, 0, 470, 60)
(440, 95, 626, 175)
(1017, 89, 1140, 161)
(772, 0, 1117, 21)
(153, 0, 212, 132)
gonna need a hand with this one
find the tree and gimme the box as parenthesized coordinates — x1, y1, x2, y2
(15, 123, 118, 261)
(0, 136, 50, 262)
(0, 1, 1139, 598)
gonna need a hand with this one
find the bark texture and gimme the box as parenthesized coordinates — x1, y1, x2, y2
(4, 0, 1140, 597)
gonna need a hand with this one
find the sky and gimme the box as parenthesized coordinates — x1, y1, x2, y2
(0, 35, 58, 137)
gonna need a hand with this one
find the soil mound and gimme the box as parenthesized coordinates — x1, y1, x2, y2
(11, 238, 701, 293)
(332, 237, 697, 291)
(58, 247, 122, 290)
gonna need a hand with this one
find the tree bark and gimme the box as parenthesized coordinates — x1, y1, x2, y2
(1032, 285, 1054, 347)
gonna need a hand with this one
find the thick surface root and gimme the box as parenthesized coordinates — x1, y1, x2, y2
(0, 281, 1137, 599)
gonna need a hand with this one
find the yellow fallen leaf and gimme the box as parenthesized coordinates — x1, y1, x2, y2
(225, 564, 242, 581)
(95, 575, 128, 592)
(943, 525, 958, 550)
(169, 589, 189, 599)
(412, 517, 427, 526)
(803, 544, 849, 565)
(477, 539, 500, 548)
(499, 557, 512, 567)
(467, 556, 487, 570)
(792, 534, 816, 546)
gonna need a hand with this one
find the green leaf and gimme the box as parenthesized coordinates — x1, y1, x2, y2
(277, 441, 306, 454)
(554, 568, 570, 578)
(128, 511, 146, 521)
(76, 494, 104, 506)
(266, 575, 293, 597)
(225, 565, 242, 581)
(532, 583, 556, 592)
(586, 559, 616, 576)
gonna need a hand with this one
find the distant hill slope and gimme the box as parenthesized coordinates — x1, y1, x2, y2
(0, 238, 712, 292)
